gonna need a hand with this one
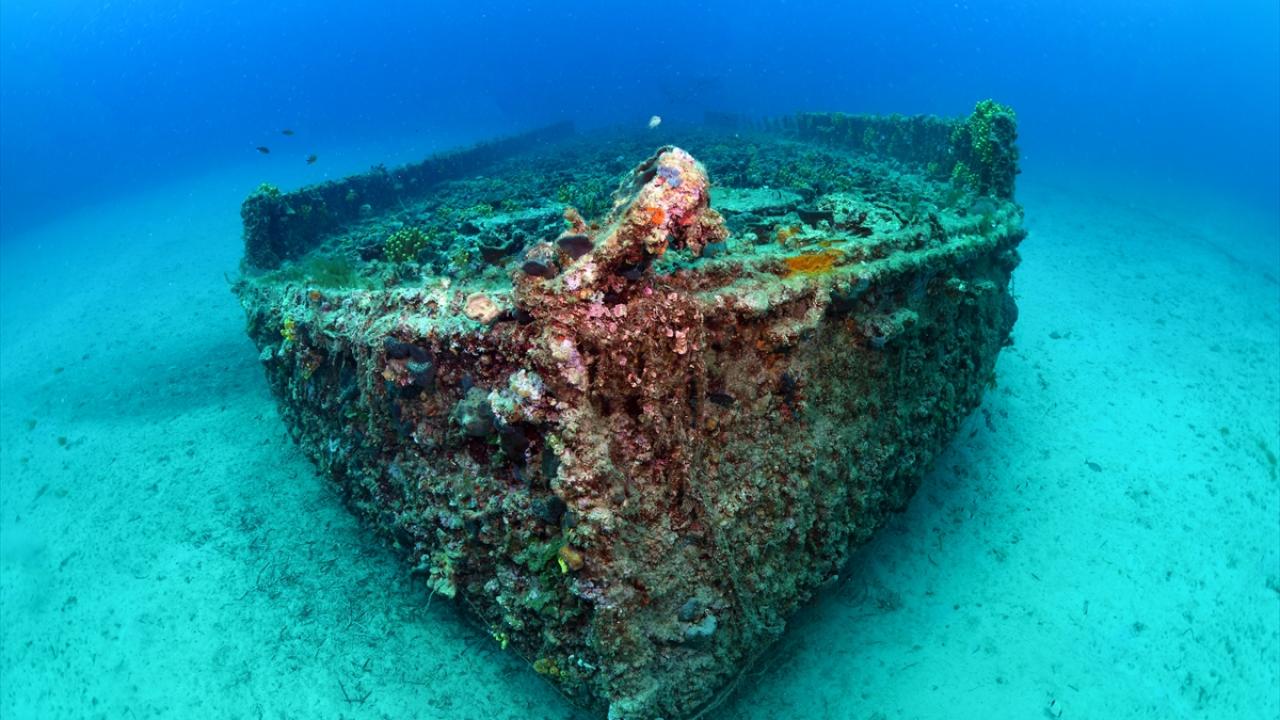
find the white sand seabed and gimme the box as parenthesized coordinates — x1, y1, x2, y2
(0, 158, 1276, 719)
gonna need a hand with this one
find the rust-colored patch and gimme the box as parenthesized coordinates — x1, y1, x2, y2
(783, 249, 842, 276)
(648, 206, 666, 226)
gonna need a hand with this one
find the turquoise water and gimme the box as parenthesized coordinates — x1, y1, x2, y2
(1, 3, 1277, 719)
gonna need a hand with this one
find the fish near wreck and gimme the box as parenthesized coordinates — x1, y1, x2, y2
(233, 106, 1025, 719)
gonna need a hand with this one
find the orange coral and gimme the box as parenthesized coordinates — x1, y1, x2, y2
(648, 206, 666, 226)
(783, 250, 842, 276)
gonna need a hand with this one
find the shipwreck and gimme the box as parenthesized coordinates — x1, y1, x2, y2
(233, 101, 1024, 719)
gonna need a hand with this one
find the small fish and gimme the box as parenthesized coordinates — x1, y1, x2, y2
(1085, 460, 1103, 473)
(306, 154, 318, 165)
(281, 129, 295, 136)
(648, 115, 662, 129)
(255, 146, 270, 154)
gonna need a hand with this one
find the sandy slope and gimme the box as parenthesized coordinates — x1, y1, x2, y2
(1, 162, 1276, 720)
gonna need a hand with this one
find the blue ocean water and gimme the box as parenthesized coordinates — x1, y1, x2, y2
(2, 1, 1277, 238)
(1, 2, 1277, 719)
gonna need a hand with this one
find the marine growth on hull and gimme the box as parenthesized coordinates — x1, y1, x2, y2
(234, 102, 1025, 720)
